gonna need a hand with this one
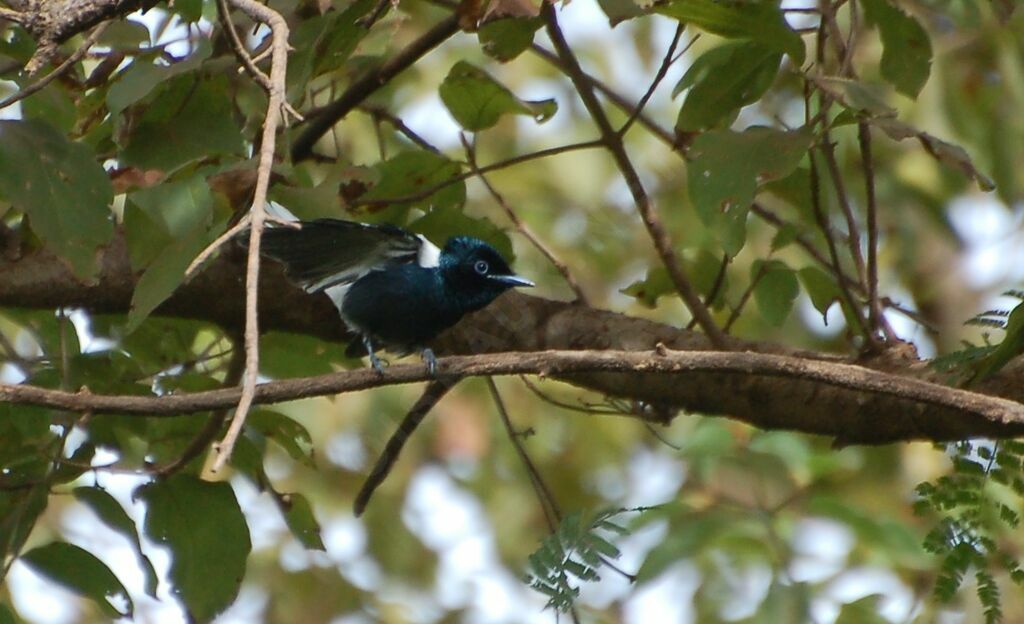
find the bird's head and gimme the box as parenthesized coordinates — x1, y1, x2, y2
(440, 237, 534, 310)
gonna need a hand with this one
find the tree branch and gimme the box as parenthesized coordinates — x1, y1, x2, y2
(3, 349, 1024, 445)
(290, 14, 460, 162)
(541, 4, 726, 348)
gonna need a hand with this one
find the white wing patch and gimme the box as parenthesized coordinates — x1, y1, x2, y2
(417, 235, 441, 268)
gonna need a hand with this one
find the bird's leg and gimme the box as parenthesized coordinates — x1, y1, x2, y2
(421, 348, 437, 376)
(364, 336, 386, 374)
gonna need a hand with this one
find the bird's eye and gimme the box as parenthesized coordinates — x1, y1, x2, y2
(474, 260, 489, 275)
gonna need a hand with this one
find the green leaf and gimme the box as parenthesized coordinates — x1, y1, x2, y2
(621, 267, 673, 308)
(138, 475, 251, 624)
(21, 83, 76, 133)
(439, 61, 557, 132)
(872, 118, 995, 191)
(276, 492, 326, 551)
(126, 218, 225, 333)
(811, 76, 897, 118)
(0, 120, 113, 279)
(121, 75, 245, 172)
(798, 266, 842, 322)
(409, 206, 515, 262)
(73, 486, 159, 597)
(260, 332, 355, 377)
(357, 150, 465, 213)
(106, 43, 211, 116)
(596, 0, 647, 25)
(687, 127, 812, 256)
(174, 0, 204, 22)
(655, 0, 805, 64)
(861, 0, 932, 98)
(751, 260, 798, 326)
(21, 542, 133, 619)
(970, 300, 1024, 382)
(248, 410, 315, 468)
(124, 175, 215, 271)
(479, 17, 543, 62)
(836, 595, 888, 624)
(675, 42, 782, 132)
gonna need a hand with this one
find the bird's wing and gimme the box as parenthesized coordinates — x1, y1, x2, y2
(260, 218, 440, 293)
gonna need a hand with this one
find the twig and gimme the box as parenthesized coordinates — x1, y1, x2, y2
(155, 338, 245, 476)
(819, 134, 867, 286)
(487, 378, 561, 530)
(520, 377, 623, 415)
(356, 0, 394, 28)
(4, 349, 1024, 445)
(724, 260, 768, 332)
(541, 4, 727, 348)
(460, 134, 589, 304)
(211, 0, 293, 473)
(686, 253, 729, 331)
(185, 216, 250, 278)
(354, 377, 461, 515)
(0, 8, 25, 24)
(804, 77, 871, 340)
(857, 120, 893, 341)
(351, 139, 604, 208)
(216, 0, 303, 123)
(531, 44, 676, 148)
(291, 14, 460, 162)
(0, 21, 109, 112)
(618, 25, 687, 137)
(359, 105, 441, 154)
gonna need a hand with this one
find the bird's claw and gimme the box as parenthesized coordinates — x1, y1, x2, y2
(369, 353, 388, 374)
(422, 348, 437, 376)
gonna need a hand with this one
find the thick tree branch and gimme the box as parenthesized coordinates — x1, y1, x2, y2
(4, 237, 1024, 445)
(5, 0, 145, 73)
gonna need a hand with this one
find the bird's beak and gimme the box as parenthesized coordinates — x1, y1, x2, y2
(489, 273, 535, 288)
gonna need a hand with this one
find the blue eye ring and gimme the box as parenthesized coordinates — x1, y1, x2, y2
(474, 260, 489, 275)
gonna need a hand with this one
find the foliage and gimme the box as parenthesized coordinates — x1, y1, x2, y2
(0, 0, 1022, 622)
(524, 508, 637, 612)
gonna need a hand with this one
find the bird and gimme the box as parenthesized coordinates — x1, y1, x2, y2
(258, 217, 534, 374)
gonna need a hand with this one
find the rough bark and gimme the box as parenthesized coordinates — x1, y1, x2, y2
(3, 233, 1024, 445)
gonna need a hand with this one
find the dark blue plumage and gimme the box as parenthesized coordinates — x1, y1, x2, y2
(260, 219, 533, 373)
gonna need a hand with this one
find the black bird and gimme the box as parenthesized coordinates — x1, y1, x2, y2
(259, 217, 534, 373)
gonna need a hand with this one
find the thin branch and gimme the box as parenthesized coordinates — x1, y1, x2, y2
(354, 377, 461, 515)
(819, 134, 867, 286)
(724, 260, 768, 332)
(4, 349, 1024, 444)
(488, 378, 561, 530)
(352, 139, 604, 208)
(155, 338, 245, 476)
(360, 105, 441, 154)
(185, 216, 250, 278)
(291, 14, 460, 162)
(460, 134, 589, 304)
(858, 120, 893, 341)
(686, 253, 729, 331)
(618, 25, 688, 137)
(0, 7, 25, 24)
(211, 0, 292, 473)
(531, 44, 677, 148)
(0, 21, 109, 112)
(520, 377, 623, 415)
(541, 4, 727, 348)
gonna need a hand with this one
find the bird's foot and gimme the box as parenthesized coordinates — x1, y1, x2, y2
(363, 336, 387, 374)
(421, 348, 437, 376)
(369, 352, 388, 375)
